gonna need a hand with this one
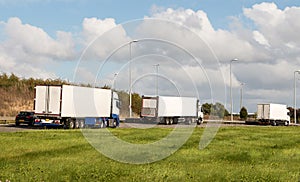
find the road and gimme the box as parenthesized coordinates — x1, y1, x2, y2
(1, 120, 298, 132)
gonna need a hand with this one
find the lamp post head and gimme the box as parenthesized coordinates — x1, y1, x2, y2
(232, 58, 238, 62)
(131, 40, 138, 43)
(295, 70, 300, 73)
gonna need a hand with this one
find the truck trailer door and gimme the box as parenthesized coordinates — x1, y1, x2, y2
(35, 86, 61, 115)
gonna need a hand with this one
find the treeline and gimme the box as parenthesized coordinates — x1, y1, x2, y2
(202, 102, 249, 120)
(0, 73, 70, 116)
(1, 73, 253, 119)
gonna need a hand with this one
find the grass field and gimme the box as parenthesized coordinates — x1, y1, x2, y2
(0, 126, 299, 181)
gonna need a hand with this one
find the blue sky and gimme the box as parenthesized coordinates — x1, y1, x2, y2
(1, 0, 299, 34)
(1, 0, 300, 112)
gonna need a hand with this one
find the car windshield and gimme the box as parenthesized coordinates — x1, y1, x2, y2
(19, 112, 33, 116)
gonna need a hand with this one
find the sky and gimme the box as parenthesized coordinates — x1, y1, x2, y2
(1, 0, 300, 113)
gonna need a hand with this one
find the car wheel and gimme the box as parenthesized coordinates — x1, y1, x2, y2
(28, 120, 35, 126)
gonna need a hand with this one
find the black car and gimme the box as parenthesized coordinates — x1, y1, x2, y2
(15, 111, 36, 126)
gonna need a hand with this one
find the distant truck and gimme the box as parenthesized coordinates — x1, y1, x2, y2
(34, 85, 120, 128)
(257, 103, 290, 126)
(140, 95, 203, 125)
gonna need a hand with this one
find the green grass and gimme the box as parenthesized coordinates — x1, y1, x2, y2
(0, 126, 299, 181)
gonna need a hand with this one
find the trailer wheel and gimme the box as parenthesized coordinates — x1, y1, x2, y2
(173, 118, 178, 124)
(110, 119, 117, 128)
(169, 118, 173, 125)
(66, 119, 75, 129)
(197, 118, 203, 125)
(75, 120, 80, 129)
(165, 118, 170, 125)
(70, 120, 75, 129)
(162, 118, 167, 125)
(79, 120, 85, 128)
(100, 121, 104, 128)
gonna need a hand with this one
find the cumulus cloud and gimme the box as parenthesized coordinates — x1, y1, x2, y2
(147, 7, 270, 63)
(82, 17, 117, 44)
(5, 18, 75, 60)
(80, 17, 131, 60)
(0, 17, 75, 78)
(137, 3, 300, 111)
(75, 4, 300, 112)
(244, 2, 300, 59)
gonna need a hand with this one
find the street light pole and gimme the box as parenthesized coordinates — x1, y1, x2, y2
(129, 40, 138, 118)
(153, 64, 159, 96)
(230, 58, 238, 122)
(294, 70, 300, 124)
(112, 73, 118, 90)
(240, 82, 244, 110)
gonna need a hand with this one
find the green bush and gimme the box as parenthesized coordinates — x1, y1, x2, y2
(240, 107, 248, 120)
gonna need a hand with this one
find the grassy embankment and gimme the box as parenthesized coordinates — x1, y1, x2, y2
(0, 126, 299, 181)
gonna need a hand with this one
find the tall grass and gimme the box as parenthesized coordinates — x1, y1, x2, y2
(0, 126, 299, 181)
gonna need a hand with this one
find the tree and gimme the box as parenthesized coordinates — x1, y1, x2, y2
(201, 103, 212, 115)
(211, 102, 229, 118)
(132, 93, 142, 115)
(240, 107, 248, 120)
(117, 91, 141, 116)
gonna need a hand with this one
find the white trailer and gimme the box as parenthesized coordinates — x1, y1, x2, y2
(257, 103, 290, 126)
(140, 96, 203, 125)
(34, 85, 120, 128)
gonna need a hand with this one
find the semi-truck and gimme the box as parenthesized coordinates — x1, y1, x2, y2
(257, 103, 290, 126)
(34, 85, 120, 129)
(140, 95, 203, 125)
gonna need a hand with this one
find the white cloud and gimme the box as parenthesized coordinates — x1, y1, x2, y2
(252, 30, 270, 47)
(82, 17, 117, 44)
(244, 2, 300, 58)
(4, 17, 75, 60)
(80, 17, 131, 60)
(0, 17, 75, 79)
(138, 4, 300, 111)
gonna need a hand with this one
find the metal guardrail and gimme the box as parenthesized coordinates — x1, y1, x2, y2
(0, 117, 15, 124)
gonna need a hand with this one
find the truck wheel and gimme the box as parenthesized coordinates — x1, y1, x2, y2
(169, 118, 173, 125)
(100, 121, 104, 128)
(66, 119, 75, 129)
(284, 121, 289, 126)
(162, 118, 167, 125)
(70, 121, 75, 129)
(166, 118, 170, 125)
(173, 118, 178, 124)
(75, 120, 80, 129)
(79, 120, 85, 128)
(110, 119, 117, 128)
